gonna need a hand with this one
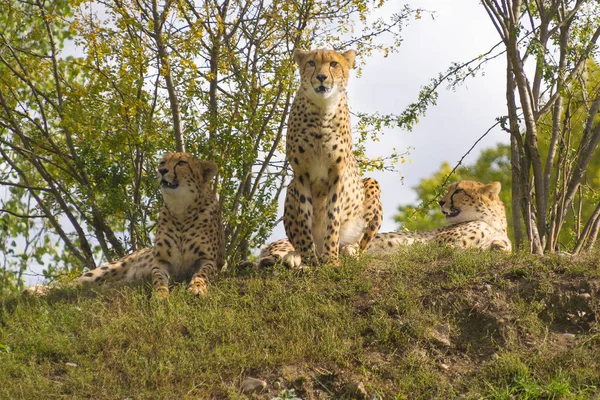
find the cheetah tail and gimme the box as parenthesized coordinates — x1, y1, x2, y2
(75, 248, 154, 285)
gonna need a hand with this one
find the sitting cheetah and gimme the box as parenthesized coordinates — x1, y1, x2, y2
(27, 152, 225, 298)
(283, 48, 382, 267)
(253, 180, 511, 267)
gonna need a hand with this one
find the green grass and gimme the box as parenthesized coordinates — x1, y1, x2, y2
(1, 245, 599, 399)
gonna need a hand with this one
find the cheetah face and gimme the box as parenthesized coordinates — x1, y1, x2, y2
(157, 152, 218, 209)
(293, 48, 356, 104)
(157, 153, 194, 191)
(439, 180, 502, 223)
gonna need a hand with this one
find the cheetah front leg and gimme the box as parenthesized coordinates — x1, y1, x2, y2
(284, 177, 318, 267)
(188, 258, 217, 297)
(151, 259, 171, 299)
(321, 172, 343, 266)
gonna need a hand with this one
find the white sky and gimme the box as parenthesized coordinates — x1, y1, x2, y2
(269, 0, 510, 240)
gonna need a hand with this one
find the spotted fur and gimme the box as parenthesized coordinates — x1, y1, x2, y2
(368, 180, 512, 254)
(254, 180, 511, 267)
(75, 152, 225, 298)
(283, 48, 382, 267)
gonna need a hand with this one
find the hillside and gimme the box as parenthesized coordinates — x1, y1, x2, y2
(1, 245, 599, 399)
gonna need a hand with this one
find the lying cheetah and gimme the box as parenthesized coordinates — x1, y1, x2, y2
(284, 48, 382, 267)
(253, 180, 511, 267)
(27, 152, 225, 298)
(368, 180, 512, 254)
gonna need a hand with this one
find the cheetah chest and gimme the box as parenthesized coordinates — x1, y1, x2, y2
(156, 214, 215, 280)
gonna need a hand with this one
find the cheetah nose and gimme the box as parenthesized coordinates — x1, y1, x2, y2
(438, 200, 446, 207)
(159, 168, 169, 176)
(316, 74, 327, 82)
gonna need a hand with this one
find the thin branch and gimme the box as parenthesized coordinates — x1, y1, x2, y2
(0, 209, 47, 219)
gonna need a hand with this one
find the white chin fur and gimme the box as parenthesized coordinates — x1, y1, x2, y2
(161, 186, 195, 213)
(446, 209, 479, 224)
(306, 86, 340, 105)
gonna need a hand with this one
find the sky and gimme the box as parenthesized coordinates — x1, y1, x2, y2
(268, 0, 510, 240)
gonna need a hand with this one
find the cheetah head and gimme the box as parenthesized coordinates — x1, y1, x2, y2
(157, 152, 218, 209)
(438, 180, 502, 224)
(293, 48, 356, 104)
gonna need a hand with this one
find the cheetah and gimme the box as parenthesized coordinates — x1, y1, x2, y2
(253, 180, 511, 267)
(28, 152, 225, 298)
(369, 180, 512, 254)
(283, 48, 382, 267)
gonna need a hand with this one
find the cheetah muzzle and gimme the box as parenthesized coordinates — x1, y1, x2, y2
(160, 178, 179, 189)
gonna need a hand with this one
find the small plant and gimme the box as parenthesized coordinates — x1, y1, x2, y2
(272, 388, 302, 400)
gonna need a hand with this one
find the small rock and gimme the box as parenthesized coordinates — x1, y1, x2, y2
(65, 362, 78, 368)
(439, 363, 450, 371)
(429, 328, 452, 347)
(241, 377, 267, 395)
(562, 333, 576, 341)
(578, 293, 591, 300)
(273, 381, 281, 390)
(345, 381, 368, 399)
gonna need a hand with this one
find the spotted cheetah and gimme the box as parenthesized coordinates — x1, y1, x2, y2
(253, 180, 511, 267)
(283, 48, 382, 267)
(370, 180, 512, 254)
(28, 152, 225, 298)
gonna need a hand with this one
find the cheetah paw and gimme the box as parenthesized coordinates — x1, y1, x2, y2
(490, 240, 510, 251)
(155, 286, 170, 300)
(321, 254, 341, 267)
(282, 251, 303, 269)
(341, 244, 359, 257)
(188, 279, 208, 297)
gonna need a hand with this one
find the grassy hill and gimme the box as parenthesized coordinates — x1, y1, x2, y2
(1, 245, 599, 399)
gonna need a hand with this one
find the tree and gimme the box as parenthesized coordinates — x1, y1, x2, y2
(0, 0, 425, 292)
(481, 0, 600, 253)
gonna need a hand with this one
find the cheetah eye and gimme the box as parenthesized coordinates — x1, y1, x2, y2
(307, 60, 315, 67)
(177, 160, 188, 166)
(454, 188, 463, 194)
(159, 161, 166, 166)
(330, 61, 338, 67)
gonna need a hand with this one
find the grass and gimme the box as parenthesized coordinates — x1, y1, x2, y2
(1, 244, 599, 399)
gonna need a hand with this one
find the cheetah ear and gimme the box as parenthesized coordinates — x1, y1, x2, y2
(485, 182, 501, 198)
(198, 160, 218, 182)
(342, 50, 357, 68)
(293, 49, 309, 66)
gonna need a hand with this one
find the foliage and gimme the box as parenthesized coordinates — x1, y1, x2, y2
(1, 248, 599, 398)
(0, 0, 428, 293)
